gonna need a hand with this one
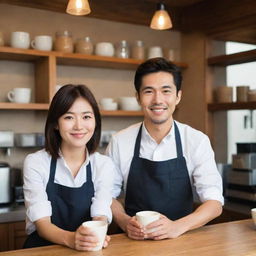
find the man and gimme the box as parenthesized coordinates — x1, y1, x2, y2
(106, 58, 223, 240)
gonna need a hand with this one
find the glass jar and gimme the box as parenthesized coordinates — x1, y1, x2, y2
(131, 40, 145, 60)
(54, 30, 73, 53)
(116, 40, 130, 59)
(75, 36, 93, 55)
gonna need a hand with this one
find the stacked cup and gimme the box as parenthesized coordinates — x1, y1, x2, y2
(99, 98, 118, 110)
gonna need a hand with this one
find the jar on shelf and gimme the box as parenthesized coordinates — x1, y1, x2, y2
(54, 30, 73, 53)
(75, 36, 93, 55)
(215, 86, 233, 103)
(116, 40, 130, 59)
(131, 40, 145, 60)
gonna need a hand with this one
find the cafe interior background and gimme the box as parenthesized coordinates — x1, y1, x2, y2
(0, 0, 256, 251)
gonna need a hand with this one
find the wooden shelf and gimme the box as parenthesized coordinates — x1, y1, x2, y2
(0, 46, 49, 62)
(0, 46, 188, 69)
(0, 103, 143, 116)
(208, 101, 256, 111)
(100, 110, 143, 116)
(208, 49, 256, 66)
(0, 103, 49, 110)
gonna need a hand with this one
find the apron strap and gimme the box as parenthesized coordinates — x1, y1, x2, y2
(86, 162, 92, 181)
(133, 124, 143, 157)
(174, 122, 183, 158)
(49, 157, 57, 182)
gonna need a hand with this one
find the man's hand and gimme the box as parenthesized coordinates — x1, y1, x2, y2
(126, 216, 145, 240)
(145, 215, 185, 240)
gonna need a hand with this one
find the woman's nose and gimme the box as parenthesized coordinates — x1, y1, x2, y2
(74, 118, 82, 130)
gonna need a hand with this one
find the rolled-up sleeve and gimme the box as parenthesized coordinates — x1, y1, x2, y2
(23, 155, 52, 225)
(91, 155, 115, 223)
(192, 136, 224, 205)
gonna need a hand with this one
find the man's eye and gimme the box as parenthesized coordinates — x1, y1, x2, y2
(163, 90, 172, 93)
(144, 90, 152, 94)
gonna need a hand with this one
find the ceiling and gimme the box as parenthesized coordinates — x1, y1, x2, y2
(1, 0, 256, 44)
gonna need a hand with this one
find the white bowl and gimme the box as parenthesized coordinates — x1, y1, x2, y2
(101, 102, 118, 111)
(95, 42, 114, 57)
(99, 98, 114, 105)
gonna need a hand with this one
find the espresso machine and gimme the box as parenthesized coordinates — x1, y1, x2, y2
(226, 143, 256, 207)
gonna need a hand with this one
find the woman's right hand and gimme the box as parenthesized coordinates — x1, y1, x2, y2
(74, 224, 99, 251)
(126, 216, 145, 240)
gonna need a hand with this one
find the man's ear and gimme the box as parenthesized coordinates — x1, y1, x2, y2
(175, 90, 182, 105)
(136, 91, 141, 105)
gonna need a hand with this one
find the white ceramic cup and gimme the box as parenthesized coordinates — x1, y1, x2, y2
(136, 211, 160, 231)
(95, 42, 115, 57)
(31, 35, 53, 51)
(82, 221, 108, 251)
(7, 88, 31, 103)
(100, 98, 114, 105)
(148, 46, 163, 59)
(251, 208, 256, 226)
(10, 31, 30, 49)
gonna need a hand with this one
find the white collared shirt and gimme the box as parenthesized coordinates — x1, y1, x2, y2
(106, 121, 224, 205)
(23, 149, 114, 235)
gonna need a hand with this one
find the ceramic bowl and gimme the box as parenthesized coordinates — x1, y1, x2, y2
(95, 42, 114, 57)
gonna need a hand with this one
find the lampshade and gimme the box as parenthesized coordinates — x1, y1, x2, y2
(150, 3, 172, 30)
(66, 0, 91, 16)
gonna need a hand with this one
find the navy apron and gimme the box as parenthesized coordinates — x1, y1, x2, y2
(125, 122, 193, 220)
(23, 157, 94, 248)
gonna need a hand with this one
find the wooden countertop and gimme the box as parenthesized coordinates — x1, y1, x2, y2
(0, 219, 255, 256)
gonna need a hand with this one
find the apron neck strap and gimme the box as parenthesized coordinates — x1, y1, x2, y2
(49, 157, 57, 181)
(86, 162, 92, 181)
(174, 121, 183, 158)
(134, 121, 183, 158)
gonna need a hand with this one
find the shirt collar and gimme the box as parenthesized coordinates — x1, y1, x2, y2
(58, 148, 90, 167)
(141, 121, 174, 144)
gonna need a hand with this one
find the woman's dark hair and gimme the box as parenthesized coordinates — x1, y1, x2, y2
(134, 57, 182, 94)
(45, 84, 101, 159)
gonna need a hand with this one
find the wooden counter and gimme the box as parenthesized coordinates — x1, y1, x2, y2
(0, 219, 255, 256)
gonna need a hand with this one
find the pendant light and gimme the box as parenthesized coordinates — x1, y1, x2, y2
(66, 0, 91, 16)
(150, 3, 172, 30)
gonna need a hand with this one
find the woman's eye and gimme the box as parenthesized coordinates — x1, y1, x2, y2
(83, 115, 92, 119)
(64, 115, 73, 120)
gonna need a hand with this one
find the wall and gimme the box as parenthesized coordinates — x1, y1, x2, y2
(0, 4, 184, 168)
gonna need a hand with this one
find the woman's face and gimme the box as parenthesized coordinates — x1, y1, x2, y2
(57, 97, 96, 151)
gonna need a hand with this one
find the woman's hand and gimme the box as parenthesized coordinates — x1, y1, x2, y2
(74, 224, 99, 251)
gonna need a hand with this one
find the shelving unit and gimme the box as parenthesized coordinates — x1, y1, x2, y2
(0, 46, 188, 115)
(207, 49, 256, 112)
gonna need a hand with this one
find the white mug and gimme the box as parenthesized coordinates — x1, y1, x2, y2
(31, 35, 52, 51)
(82, 221, 108, 251)
(251, 208, 256, 226)
(136, 210, 160, 233)
(148, 46, 163, 59)
(10, 31, 30, 49)
(7, 88, 31, 103)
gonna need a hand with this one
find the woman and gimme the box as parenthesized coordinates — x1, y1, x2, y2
(23, 84, 114, 251)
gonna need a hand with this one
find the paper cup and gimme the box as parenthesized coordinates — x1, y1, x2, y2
(82, 220, 108, 251)
(136, 211, 160, 232)
(251, 208, 256, 226)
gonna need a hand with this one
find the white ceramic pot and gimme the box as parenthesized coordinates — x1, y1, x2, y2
(95, 42, 114, 57)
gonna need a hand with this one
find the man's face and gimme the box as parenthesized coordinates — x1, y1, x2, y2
(137, 71, 181, 126)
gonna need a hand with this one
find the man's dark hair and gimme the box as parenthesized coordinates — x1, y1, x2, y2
(134, 57, 182, 94)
